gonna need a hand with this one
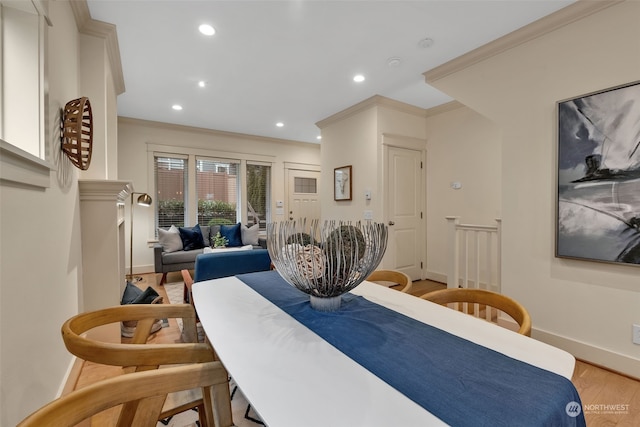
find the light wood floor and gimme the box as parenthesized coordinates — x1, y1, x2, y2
(67, 273, 640, 426)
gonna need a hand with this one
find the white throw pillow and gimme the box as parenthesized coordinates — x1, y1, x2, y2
(158, 225, 183, 253)
(241, 223, 260, 246)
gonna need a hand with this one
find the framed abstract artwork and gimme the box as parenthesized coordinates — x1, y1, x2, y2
(556, 81, 640, 266)
(334, 165, 352, 201)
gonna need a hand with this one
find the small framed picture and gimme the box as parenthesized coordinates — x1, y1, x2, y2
(334, 165, 352, 201)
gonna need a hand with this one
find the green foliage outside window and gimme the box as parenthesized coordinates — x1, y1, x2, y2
(157, 199, 185, 227)
(198, 200, 237, 226)
(158, 199, 237, 228)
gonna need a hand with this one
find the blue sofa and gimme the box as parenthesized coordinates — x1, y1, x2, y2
(194, 249, 272, 282)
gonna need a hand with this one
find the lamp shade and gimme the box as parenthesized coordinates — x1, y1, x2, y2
(136, 193, 152, 206)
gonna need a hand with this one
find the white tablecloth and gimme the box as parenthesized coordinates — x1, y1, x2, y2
(193, 276, 576, 427)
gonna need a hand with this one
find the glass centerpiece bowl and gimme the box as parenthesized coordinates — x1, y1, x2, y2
(267, 219, 388, 312)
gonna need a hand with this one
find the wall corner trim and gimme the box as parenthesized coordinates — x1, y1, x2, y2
(70, 0, 125, 95)
(316, 95, 427, 129)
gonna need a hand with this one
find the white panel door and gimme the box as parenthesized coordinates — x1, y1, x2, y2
(386, 146, 423, 280)
(287, 169, 321, 222)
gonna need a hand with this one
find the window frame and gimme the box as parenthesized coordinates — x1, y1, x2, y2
(0, 1, 55, 189)
(154, 154, 188, 229)
(195, 156, 241, 227)
(148, 144, 274, 233)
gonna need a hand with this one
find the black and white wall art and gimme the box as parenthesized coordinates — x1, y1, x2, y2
(556, 81, 640, 266)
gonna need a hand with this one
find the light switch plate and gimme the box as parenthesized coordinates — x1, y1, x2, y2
(363, 210, 373, 220)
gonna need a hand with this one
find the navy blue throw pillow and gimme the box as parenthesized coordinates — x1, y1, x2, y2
(179, 224, 205, 251)
(220, 222, 242, 247)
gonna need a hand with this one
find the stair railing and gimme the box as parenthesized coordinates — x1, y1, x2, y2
(446, 216, 502, 292)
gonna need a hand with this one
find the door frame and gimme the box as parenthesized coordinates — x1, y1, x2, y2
(381, 133, 427, 280)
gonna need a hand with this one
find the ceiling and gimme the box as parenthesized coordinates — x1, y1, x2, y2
(86, 1, 574, 144)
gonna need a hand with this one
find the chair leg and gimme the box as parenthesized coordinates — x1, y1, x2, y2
(244, 404, 264, 425)
(159, 272, 168, 286)
(197, 403, 207, 427)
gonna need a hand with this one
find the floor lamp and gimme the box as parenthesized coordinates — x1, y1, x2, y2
(129, 192, 152, 281)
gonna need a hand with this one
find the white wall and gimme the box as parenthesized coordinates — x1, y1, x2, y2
(427, 1, 640, 376)
(319, 105, 378, 223)
(319, 97, 427, 223)
(318, 97, 429, 270)
(0, 2, 84, 425)
(424, 104, 502, 280)
(117, 118, 321, 273)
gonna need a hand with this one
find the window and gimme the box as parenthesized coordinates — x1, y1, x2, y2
(294, 176, 317, 193)
(247, 163, 271, 230)
(155, 156, 187, 228)
(196, 158, 239, 226)
(1, 0, 47, 158)
(153, 152, 272, 231)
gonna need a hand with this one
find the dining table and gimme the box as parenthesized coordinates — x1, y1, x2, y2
(192, 270, 585, 427)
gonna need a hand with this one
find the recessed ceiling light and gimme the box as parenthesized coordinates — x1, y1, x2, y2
(276, 122, 284, 127)
(199, 24, 215, 36)
(316, 135, 322, 140)
(172, 104, 183, 111)
(418, 37, 434, 48)
(198, 81, 206, 88)
(353, 74, 365, 83)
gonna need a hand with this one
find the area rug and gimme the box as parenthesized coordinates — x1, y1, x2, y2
(163, 279, 264, 427)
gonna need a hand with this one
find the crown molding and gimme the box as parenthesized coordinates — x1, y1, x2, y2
(424, 0, 624, 83)
(424, 101, 465, 117)
(316, 95, 426, 129)
(78, 179, 132, 202)
(70, 0, 125, 95)
(118, 116, 319, 148)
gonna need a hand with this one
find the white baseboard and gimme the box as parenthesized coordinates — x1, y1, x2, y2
(56, 355, 80, 398)
(425, 271, 446, 283)
(132, 264, 155, 275)
(427, 269, 640, 379)
(424, 271, 499, 292)
(533, 328, 640, 380)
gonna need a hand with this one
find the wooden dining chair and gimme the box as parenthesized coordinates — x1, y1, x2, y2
(367, 269, 413, 293)
(61, 303, 224, 426)
(18, 362, 232, 427)
(420, 288, 532, 336)
(181, 268, 196, 307)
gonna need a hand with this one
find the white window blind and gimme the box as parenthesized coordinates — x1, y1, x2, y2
(196, 157, 239, 226)
(154, 155, 187, 228)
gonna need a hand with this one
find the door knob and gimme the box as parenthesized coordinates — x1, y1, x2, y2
(388, 221, 395, 226)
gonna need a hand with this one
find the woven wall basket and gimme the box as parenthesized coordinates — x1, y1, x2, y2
(61, 97, 93, 170)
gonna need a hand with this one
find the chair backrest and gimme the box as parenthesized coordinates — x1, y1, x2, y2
(367, 269, 413, 293)
(194, 249, 272, 282)
(61, 304, 214, 368)
(17, 362, 233, 427)
(420, 288, 531, 336)
(61, 304, 221, 425)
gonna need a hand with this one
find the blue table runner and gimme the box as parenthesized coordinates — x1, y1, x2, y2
(237, 271, 586, 427)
